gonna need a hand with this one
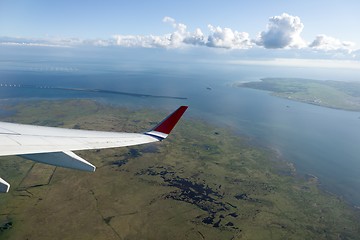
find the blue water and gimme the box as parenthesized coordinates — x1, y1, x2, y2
(1, 68, 360, 206)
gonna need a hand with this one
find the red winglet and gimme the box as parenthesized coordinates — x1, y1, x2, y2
(152, 106, 188, 134)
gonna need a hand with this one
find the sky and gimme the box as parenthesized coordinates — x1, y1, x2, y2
(1, 0, 360, 68)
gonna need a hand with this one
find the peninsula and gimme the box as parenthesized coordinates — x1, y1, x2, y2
(239, 78, 360, 111)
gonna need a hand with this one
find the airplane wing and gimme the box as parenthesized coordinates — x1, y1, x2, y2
(0, 106, 188, 193)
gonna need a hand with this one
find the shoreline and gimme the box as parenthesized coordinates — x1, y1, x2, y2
(2, 97, 360, 210)
(271, 92, 360, 113)
(1, 98, 359, 238)
(237, 78, 360, 112)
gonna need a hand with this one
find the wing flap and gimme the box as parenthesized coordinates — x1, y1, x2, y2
(20, 151, 96, 172)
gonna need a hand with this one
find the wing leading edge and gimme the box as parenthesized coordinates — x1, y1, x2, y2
(0, 106, 188, 193)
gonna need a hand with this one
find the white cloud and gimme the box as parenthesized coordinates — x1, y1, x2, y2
(163, 16, 187, 47)
(0, 36, 84, 48)
(162, 16, 176, 25)
(1, 14, 358, 60)
(162, 17, 208, 47)
(113, 17, 252, 49)
(113, 34, 171, 48)
(256, 13, 306, 49)
(206, 25, 252, 49)
(0, 42, 70, 48)
(183, 28, 206, 46)
(309, 34, 356, 53)
(113, 17, 204, 48)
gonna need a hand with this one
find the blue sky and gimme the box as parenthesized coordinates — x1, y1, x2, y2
(1, 0, 360, 66)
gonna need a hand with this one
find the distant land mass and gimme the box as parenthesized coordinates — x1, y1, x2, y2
(238, 78, 360, 111)
(0, 100, 359, 239)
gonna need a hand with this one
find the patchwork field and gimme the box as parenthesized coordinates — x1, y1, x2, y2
(0, 99, 359, 239)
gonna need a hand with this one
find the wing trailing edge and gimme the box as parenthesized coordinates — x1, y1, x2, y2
(0, 105, 188, 193)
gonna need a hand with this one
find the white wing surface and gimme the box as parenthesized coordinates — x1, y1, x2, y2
(0, 106, 188, 193)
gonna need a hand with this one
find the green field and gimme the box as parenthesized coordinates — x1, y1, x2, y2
(0, 99, 359, 239)
(239, 78, 360, 111)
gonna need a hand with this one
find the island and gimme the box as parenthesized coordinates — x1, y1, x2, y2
(238, 78, 360, 111)
(0, 99, 359, 239)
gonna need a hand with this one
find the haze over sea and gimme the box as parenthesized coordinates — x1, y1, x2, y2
(1, 48, 360, 207)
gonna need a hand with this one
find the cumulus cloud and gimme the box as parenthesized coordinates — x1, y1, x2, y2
(163, 16, 188, 47)
(156, 16, 207, 47)
(1, 14, 358, 59)
(113, 17, 252, 49)
(113, 35, 171, 48)
(207, 25, 252, 49)
(309, 34, 355, 52)
(113, 17, 205, 48)
(256, 13, 306, 49)
(183, 28, 206, 46)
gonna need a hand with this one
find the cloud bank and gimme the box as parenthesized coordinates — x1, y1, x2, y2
(113, 14, 357, 54)
(113, 17, 252, 49)
(0, 13, 357, 58)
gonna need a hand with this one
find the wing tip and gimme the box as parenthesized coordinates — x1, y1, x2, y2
(151, 106, 188, 135)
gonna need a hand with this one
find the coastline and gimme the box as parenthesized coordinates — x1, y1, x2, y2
(0, 99, 359, 239)
(237, 78, 360, 112)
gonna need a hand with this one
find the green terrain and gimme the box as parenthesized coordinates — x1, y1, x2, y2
(239, 78, 360, 111)
(0, 99, 359, 239)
